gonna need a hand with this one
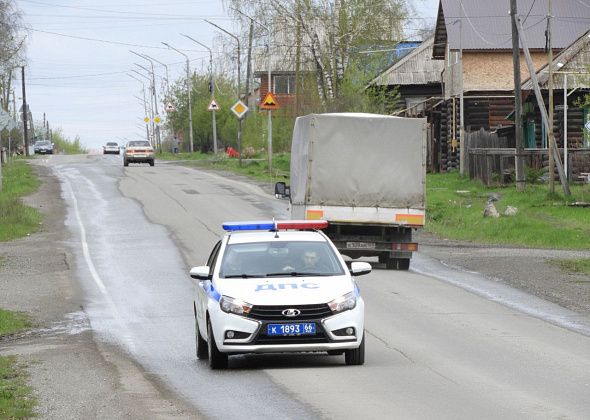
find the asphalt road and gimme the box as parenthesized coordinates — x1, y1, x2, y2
(2, 153, 590, 419)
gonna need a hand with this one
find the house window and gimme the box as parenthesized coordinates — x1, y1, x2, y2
(274, 75, 295, 94)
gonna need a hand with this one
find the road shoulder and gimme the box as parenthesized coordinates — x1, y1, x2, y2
(0, 161, 195, 419)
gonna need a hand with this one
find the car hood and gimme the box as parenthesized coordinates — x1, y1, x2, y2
(216, 275, 355, 305)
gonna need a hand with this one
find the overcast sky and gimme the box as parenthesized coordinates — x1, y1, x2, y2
(17, 0, 439, 150)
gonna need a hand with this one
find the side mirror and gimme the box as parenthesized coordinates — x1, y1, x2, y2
(350, 261, 372, 276)
(190, 266, 211, 280)
(275, 182, 290, 198)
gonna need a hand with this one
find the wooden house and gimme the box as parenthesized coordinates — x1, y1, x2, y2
(432, 0, 590, 171)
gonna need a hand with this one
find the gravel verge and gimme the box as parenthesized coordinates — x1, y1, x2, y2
(0, 161, 196, 419)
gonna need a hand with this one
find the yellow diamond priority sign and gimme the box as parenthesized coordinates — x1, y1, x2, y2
(143, 117, 150, 123)
(231, 100, 248, 119)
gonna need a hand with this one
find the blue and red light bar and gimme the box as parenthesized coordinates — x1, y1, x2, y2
(222, 220, 328, 232)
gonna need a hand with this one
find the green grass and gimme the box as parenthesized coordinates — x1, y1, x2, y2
(0, 310, 30, 337)
(0, 159, 39, 418)
(0, 159, 42, 241)
(0, 311, 35, 419)
(426, 172, 590, 250)
(547, 258, 590, 275)
(0, 356, 36, 419)
(158, 151, 291, 183)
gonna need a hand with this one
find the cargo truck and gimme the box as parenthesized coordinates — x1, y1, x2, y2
(275, 113, 426, 270)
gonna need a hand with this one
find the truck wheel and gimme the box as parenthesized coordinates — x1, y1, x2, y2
(207, 320, 228, 369)
(344, 333, 365, 365)
(195, 317, 208, 360)
(386, 258, 410, 270)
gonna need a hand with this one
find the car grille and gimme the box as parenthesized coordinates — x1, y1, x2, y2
(247, 304, 332, 321)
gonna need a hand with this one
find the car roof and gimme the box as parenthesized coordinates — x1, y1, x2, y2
(226, 230, 328, 245)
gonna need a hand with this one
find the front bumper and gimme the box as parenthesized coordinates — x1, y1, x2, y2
(209, 300, 364, 354)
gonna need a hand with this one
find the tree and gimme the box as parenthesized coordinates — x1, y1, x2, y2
(0, 0, 25, 112)
(229, 0, 408, 110)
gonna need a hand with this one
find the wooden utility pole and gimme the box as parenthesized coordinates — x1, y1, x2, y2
(511, 0, 525, 191)
(21, 66, 29, 156)
(517, 18, 570, 196)
(547, 0, 555, 193)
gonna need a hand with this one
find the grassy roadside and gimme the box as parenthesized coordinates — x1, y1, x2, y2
(0, 158, 40, 418)
(164, 152, 590, 273)
(158, 151, 291, 183)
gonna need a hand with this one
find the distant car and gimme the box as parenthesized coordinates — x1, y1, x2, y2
(123, 140, 154, 167)
(34, 140, 54, 155)
(103, 142, 120, 155)
(190, 220, 371, 369)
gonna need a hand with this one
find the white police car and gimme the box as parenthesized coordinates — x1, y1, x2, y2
(190, 220, 371, 369)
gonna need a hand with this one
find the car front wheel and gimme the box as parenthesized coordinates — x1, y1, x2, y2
(196, 317, 208, 360)
(207, 319, 228, 369)
(344, 332, 365, 365)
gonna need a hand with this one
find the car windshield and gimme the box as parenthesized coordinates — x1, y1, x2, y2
(219, 241, 345, 278)
(127, 141, 150, 147)
(36, 141, 50, 146)
(106, 142, 118, 146)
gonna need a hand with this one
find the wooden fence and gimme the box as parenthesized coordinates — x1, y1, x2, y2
(466, 128, 590, 185)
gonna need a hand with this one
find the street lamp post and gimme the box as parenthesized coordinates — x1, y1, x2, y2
(136, 53, 174, 149)
(130, 50, 162, 152)
(128, 73, 151, 144)
(205, 19, 242, 166)
(182, 34, 218, 154)
(130, 70, 155, 145)
(162, 42, 194, 153)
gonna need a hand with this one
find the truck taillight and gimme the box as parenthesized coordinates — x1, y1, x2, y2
(392, 243, 418, 251)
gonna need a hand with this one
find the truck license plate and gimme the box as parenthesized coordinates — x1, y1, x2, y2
(267, 323, 316, 336)
(346, 242, 376, 249)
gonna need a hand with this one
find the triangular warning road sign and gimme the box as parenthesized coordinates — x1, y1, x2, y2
(260, 92, 279, 110)
(208, 99, 220, 111)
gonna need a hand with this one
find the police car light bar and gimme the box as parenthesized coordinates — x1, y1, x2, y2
(222, 220, 328, 231)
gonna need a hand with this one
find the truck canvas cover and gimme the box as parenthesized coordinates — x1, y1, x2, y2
(290, 113, 426, 209)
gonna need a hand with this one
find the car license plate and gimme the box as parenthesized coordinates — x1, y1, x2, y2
(267, 323, 316, 336)
(346, 241, 376, 249)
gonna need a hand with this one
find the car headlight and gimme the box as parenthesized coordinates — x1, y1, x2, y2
(328, 292, 357, 314)
(220, 296, 253, 315)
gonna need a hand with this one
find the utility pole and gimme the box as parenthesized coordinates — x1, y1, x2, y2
(517, 17, 570, 196)
(181, 34, 218, 154)
(162, 42, 194, 153)
(511, 0, 525, 191)
(234, 10, 274, 174)
(130, 51, 161, 152)
(206, 20, 242, 166)
(21, 66, 29, 156)
(547, 0, 555, 193)
(459, 12, 465, 176)
(245, 21, 254, 108)
(131, 69, 155, 146)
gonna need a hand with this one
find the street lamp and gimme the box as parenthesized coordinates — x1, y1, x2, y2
(162, 42, 194, 153)
(129, 70, 154, 146)
(127, 73, 151, 144)
(181, 34, 218, 154)
(130, 50, 162, 152)
(205, 19, 243, 166)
